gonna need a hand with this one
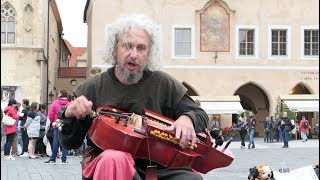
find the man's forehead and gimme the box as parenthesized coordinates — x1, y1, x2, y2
(123, 28, 149, 38)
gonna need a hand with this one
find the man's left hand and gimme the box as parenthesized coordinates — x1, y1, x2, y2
(164, 115, 197, 149)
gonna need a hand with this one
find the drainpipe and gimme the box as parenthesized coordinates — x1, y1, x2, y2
(46, 0, 51, 106)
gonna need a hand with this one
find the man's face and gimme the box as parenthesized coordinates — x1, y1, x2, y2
(115, 28, 150, 84)
(282, 112, 287, 118)
(249, 112, 253, 117)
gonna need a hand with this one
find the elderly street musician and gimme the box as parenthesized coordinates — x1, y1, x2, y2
(58, 14, 233, 180)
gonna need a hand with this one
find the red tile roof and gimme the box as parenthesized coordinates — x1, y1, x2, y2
(63, 39, 86, 67)
(58, 67, 87, 78)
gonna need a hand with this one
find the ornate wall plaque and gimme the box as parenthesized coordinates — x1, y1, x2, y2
(24, 4, 33, 32)
(199, 1, 230, 52)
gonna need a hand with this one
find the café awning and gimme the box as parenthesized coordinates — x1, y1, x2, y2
(280, 95, 319, 112)
(191, 96, 244, 114)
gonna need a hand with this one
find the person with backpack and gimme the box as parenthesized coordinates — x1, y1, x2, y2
(299, 116, 309, 142)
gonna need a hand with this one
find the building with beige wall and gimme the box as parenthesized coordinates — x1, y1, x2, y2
(1, 0, 73, 108)
(83, 0, 319, 136)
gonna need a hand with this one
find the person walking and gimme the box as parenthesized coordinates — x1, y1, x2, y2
(247, 111, 257, 149)
(44, 89, 70, 164)
(3, 99, 19, 160)
(299, 116, 309, 142)
(236, 112, 248, 149)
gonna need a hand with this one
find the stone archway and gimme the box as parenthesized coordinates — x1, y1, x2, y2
(289, 82, 317, 133)
(234, 82, 271, 137)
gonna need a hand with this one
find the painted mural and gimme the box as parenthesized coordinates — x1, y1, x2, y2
(200, 2, 230, 52)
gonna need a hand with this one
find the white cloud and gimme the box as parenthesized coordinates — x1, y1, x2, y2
(56, 0, 87, 47)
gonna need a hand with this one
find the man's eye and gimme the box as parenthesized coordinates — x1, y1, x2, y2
(124, 43, 133, 49)
(137, 46, 147, 52)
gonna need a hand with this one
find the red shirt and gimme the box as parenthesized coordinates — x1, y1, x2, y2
(4, 106, 19, 135)
(299, 119, 309, 132)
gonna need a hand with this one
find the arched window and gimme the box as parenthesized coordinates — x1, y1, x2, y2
(1, 2, 16, 44)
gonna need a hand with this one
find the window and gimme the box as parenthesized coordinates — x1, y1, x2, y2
(304, 30, 319, 56)
(300, 26, 319, 60)
(171, 25, 195, 59)
(235, 25, 259, 59)
(271, 30, 287, 55)
(240, 30, 254, 55)
(268, 25, 291, 59)
(1, 2, 16, 44)
(175, 28, 191, 56)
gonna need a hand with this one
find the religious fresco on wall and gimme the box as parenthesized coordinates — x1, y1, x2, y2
(1, 86, 17, 102)
(200, 2, 230, 52)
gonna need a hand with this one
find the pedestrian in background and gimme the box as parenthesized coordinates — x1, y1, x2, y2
(263, 116, 272, 143)
(275, 114, 283, 142)
(1, 108, 4, 151)
(3, 99, 19, 160)
(247, 111, 257, 149)
(299, 116, 309, 142)
(24, 102, 41, 159)
(272, 115, 279, 142)
(35, 104, 49, 157)
(10, 102, 21, 156)
(44, 89, 70, 164)
(18, 99, 30, 157)
(280, 112, 294, 148)
(236, 112, 248, 149)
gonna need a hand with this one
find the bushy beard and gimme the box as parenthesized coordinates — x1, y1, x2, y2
(117, 65, 144, 85)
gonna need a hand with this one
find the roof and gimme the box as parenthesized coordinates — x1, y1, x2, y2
(64, 39, 86, 67)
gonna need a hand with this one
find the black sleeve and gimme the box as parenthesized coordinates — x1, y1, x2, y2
(58, 113, 94, 150)
(20, 109, 28, 120)
(173, 95, 208, 133)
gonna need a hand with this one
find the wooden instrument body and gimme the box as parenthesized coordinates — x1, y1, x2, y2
(88, 106, 234, 174)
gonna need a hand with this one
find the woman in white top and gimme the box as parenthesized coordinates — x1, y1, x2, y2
(24, 102, 40, 159)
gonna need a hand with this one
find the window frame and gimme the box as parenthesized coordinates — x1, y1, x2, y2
(235, 25, 259, 60)
(1, 3, 16, 44)
(300, 25, 319, 60)
(171, 24, 195, 59)
(267, 25, 291, 60)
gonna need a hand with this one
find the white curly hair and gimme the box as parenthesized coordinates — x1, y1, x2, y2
(100, 14, 161, 71)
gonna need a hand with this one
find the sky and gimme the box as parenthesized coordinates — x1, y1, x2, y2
(56, 0, 87, 47)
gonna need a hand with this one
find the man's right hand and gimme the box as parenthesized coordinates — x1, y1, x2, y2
(64, 95, 93, 119)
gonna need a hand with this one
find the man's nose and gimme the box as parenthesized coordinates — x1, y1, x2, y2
(129, 48, 138, 59)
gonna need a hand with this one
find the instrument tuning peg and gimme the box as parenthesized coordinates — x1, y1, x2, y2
(91, 111, 97, 118)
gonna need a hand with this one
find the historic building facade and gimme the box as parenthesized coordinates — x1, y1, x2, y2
(83, 0, 319, 136)
(1, 0, 70, 108)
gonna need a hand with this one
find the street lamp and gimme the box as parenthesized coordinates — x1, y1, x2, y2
(48, 91, 54, 102)
(36, 50, 46, 62)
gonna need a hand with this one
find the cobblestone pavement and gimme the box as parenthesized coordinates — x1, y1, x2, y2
(1, 138, 319, 180)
